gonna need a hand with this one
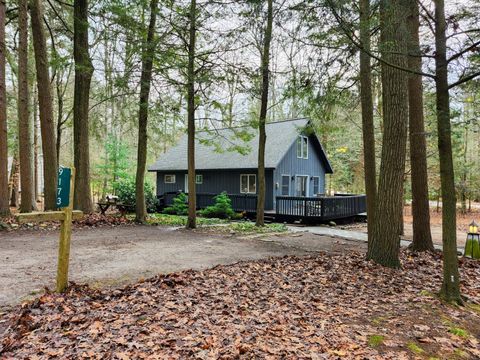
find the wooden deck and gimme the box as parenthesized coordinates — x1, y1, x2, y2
(160, 192, 367, 223)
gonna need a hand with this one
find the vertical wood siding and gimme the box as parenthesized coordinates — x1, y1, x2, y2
(273, 134, 327, 204)
(156, 169, 274, 210)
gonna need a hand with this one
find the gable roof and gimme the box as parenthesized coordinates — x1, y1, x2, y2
(148, 118, 333, 173)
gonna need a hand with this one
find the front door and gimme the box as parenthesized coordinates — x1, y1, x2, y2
(295, 176, 308, 196)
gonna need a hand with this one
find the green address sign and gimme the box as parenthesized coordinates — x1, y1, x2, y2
(57, 167, 71, 208)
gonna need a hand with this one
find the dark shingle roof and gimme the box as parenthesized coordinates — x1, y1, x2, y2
(148, 118, 332, 172)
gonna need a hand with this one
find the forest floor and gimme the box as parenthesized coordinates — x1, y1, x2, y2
(0, 249, 479, 359)
(337, 205, 480, 247)
(0, 225, 365, 309)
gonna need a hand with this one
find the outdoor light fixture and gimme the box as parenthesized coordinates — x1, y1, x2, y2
(464, 220, 480, 259)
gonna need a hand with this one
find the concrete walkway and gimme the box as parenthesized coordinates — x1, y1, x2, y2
(288, 225, 465, 254)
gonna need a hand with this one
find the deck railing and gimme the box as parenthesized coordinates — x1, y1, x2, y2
(276, 194, 366, 220)
(162, 192, 258, 212)
(161, 192, 366, 220)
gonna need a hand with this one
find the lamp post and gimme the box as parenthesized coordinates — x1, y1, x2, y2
(464, 220, 480, 259)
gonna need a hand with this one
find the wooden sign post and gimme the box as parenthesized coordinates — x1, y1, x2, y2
(16, 167, 83, 293)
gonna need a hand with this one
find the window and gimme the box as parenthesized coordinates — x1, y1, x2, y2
(296, 136, 308, 159)
(164, 174, 176, 184)
(281, 175, 290, 196)
(240, 174, 256, 193)
(196, 174, 203, 184)
(312, 176, 320, 195)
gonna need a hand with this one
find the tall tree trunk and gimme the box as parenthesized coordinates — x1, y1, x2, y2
(0, 0, 8, 216)
(33, 90, 39, 201)
(359, 0, 376, 246)
(73, 0, 94, 213)
(255, 0, 273, 227)
(366, 0, 409, 268)
(135, 0, 158, 222)
(434, 0, 461, 304)
(30, 0, 58, 211)
(407, 0, 434, 251)
(186, 0, 197, 229)
(10, 154, 19, 207)
(18, 0, 34, 213)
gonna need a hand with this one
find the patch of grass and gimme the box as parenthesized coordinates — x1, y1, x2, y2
(367, 335, 384, 347)
(453, 349, 469, 358)
(407, 342, 424, 355)
(467, 303, 480, 314)
(419, 289, 434, 297)
(229, 222, 288, 233)
(146, 214, 228, 227)
(449, 327, 469, 338)
(371, 316, 387, 325)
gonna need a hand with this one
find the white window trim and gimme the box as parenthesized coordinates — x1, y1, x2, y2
(312, 176, 320, 195)
(281, 174, 290, 196)
(164, 174, 176, 184)
(297, 135, 309, 159)
(240, 174, 256, 194)
(196, 174, 203, 184)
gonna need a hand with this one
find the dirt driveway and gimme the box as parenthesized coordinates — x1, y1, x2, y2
(0, 226, 365, 308)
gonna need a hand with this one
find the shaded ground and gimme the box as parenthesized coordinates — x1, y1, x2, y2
(1, 251, 479, 359)
(337, 204, 478, 248)
(0, 225, 365, 309)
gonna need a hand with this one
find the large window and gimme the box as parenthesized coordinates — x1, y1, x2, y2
(240, 174, 256, 193)
(281, 175, 290, 196)
(312, 176, 320, 195)
(296, 136, 308, 159)
(164, 174, 176, 184)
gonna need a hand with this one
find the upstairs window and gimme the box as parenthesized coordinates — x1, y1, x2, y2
(240, 174, 256, 194)
(297, 136, 308, 159)
(164, 174, 176, 184)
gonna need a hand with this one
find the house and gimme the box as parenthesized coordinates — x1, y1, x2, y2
(148, 118, 333, 211)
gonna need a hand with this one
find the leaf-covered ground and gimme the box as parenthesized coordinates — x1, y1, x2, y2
(1, 251, 479, 359)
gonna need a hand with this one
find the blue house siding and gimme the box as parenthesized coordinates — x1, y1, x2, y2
(156, 169, 275, 210)
(273, 134, 327, 201)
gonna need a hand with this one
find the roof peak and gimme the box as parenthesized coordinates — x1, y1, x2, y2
(196, 117, 309, 133)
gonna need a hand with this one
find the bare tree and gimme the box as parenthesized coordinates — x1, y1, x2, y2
(256, 0, 273, 227)
(73, 0, 94, 213)
(0, 0, 8, 215)
(135, 0, 158, 222)
(186, 0, 197, 229)
(367, 0, 410, 267)
(18, 0, 34, 213)
(434, 0, 461, 304)
(359, 0, 376, 246)
(407, 0, 433, 251)
(30, 0, 58, 211)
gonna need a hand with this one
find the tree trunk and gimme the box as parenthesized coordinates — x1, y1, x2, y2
(255, 0, 273, 227)
(10, 154, 19, 207)
(366, 0, 409, 268)
(186, 0, 197, 229)
(406, 0, 434, 251)
(434, 0, 461, 304)
(30, 0, 58, 211)
(135, 0, 158, 222)
(359, 0, 376, 246)
(33, 90, 39, 201)
(18, 0, 34, 213)
(0, 0, 8, 216)
(73, 0, 94, 213)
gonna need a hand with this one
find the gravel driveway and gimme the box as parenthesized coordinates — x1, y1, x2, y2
(0, 225, 366, 309)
